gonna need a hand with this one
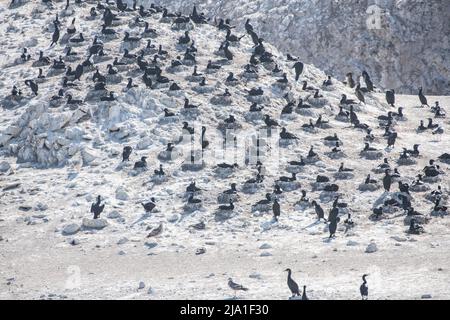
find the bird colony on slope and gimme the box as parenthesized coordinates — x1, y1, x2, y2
(0, 0, 449, 299)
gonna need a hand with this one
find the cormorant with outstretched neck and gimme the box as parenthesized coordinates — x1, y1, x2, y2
(24, 80, 38, 96)
(360, 275, 368, 300)
(50, 22, 60, 47)
(418, 87, 429, 107)
(91, 195, 105, 219)
(284, 269, 300, 297)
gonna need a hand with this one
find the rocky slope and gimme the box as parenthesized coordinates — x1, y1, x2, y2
(150, 0, 450, 95)
(0, 0, 449, 300)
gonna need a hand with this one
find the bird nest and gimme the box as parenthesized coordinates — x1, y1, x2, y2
(311, 182, 327, 191)
(105, 74, 123, 84)
(422, 176, 441, 184)
(280, 113, 297, 121)
(276, 181, 300, 192)
(304, 155, 320, 164)
(181, 161, 205, 172)
(158, 115, 179, 124)
(410, 184, 430, 192)
(214, 166, 237, 178)
(246, 95, 268, 104)
(294, 200, 311, 211)
(326, 151, 346, 159)
(251, 203, 272, 212)
(217, 193, 239, 204)
(193, 85, 215, 94)
(183, 202, 203, 213)
(358, 183, 380, 192)
(404, 215, 430, 226)
(211, 95, 232, 106)
(295, 108, 316, 117)
(360, 150, 383, 160)
(334, 171, 354, 180)
(242, 182, 262, 194)
(151, 174, 168, 184)
(279, 138, 297, 147)
(323, 140, 343, 147)
(244, 111, 264, 122)
(285, 164, 305, 174)
(397, 157, 417, 166)
(319, 191, 339, 203)
(334, 115, 349, 122)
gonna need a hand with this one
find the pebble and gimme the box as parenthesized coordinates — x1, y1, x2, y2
(138, 281, 145, 290)
(365, 242, 378, 253)
(260, 251, 272, 257)
(62, 223, 80, 236)
(259, 243, 272, 249)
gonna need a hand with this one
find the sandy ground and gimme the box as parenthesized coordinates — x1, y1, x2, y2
(0, 1, 449, 300)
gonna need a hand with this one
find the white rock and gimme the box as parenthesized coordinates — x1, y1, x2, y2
(115, 186, 129, 201)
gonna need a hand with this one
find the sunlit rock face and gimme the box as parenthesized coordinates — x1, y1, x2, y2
(145, 0, 450, 94)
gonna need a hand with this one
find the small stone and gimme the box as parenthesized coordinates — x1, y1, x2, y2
(138, 281, 145, 290)
(249, 272, 262, 280)
(365, 242, 378, 253)
(82, 218, 108, 230)
(147, 287, 154, 294)
(62, 223, 80, 236)
(107, 211, 121, 219)
(260, 251, 272, 257)
(118, 250, 126, 255)
(421, 294, 432, 299)
(117, 237, 128, 245)
(144, 242, 158, 249)
(69, 238, 80, 246)
(259, 243, 272, 249)
(346, 240, 358, 246)
(115, 186, 129, 201)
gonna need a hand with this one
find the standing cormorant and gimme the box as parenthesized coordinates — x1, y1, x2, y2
(90, 195, 105, 219)
(284, 268, 300, 297)
(360, 274, 368, 300)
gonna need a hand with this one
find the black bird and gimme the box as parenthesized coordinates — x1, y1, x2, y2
(360, 275, 368, 300)
(122, 146, 132, 162)
(284, 268, 300, 297)
(311, 200, 326, 221)
(50, 22, 60, 46)
(355, 85, 365, 104)
(134, 156, 147, 169)
(382, 170, 392, 192)
(219, 201, 234, 211)
(24, 80, 38, 96)
(418, 87, 429, 107)
(302, 285, 309, 300)
(273, 199, 281, 221)
(386, 90, 395, 107)
(90, 195, 105, 219)
(142, 198, 156, 212)
(292, 61, 304, 81)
